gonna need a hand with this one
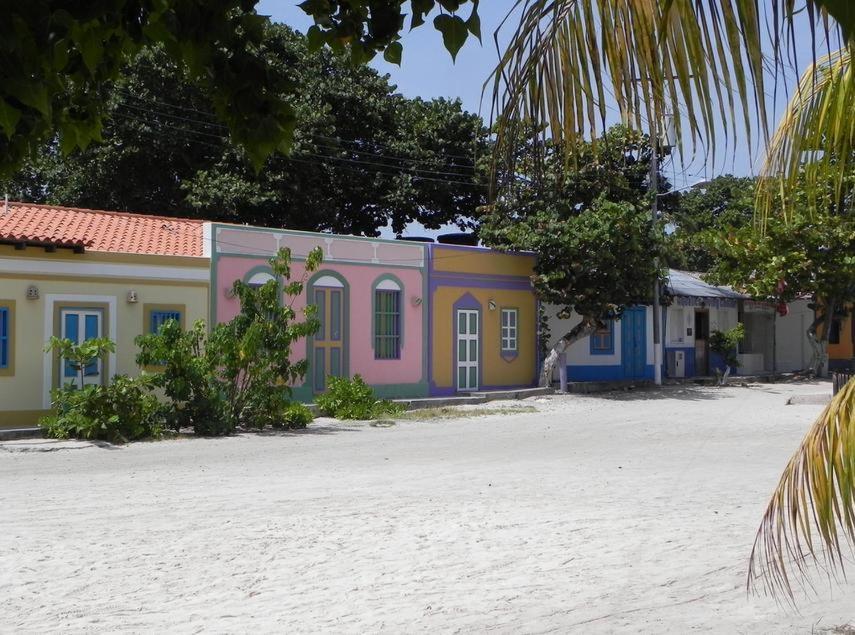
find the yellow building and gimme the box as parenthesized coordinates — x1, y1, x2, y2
(828, 307, 855, 372)
(0, 203, 209, 429)
(429, 244, 538, 394)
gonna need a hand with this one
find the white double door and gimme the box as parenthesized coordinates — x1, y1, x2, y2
(456, 309, 479, 391)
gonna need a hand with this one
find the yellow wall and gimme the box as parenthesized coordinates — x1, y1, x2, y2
(432, 287, 537, 390)
(432, 246, 536, 277)
(0, 254, 208, 428)
(828, 311, 854, 360)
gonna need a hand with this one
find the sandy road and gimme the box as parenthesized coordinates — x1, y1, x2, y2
(1, 381, 851, 633)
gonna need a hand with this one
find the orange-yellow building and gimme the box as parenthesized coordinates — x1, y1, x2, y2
(428, 244, 538, 394)
(829, 308, 855, 372)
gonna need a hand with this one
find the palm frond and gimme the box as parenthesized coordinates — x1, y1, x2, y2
(756, 47, 854, 225)
(487, 1, 848, 200)
(748, 377, 855, 600)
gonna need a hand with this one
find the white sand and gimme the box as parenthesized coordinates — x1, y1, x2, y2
(2, 381, 852, 633)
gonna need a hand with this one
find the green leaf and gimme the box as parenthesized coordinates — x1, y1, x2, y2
(433, 14, 468, 62)
(0, 99, 21, 138)
(383, 41, 403, 65)
(466, 8, 481, 42)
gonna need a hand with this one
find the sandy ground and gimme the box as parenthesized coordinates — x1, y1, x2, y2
(2, 380, 853, 633)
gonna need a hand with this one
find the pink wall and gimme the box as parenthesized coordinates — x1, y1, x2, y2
(215, 256, 425, 385)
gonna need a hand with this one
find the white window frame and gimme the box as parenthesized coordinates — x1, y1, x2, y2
(501, 308, 518, 352)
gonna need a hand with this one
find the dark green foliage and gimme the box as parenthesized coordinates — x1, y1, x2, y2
(300, 1, 480, 65)
(2, 25, 487, 236)
(480, 126, 665, 324)
(316, 375, 405, 420)
(0, 1, 295, 177)
(666, 175, 756, 271)
(41, 336, 164, 442)
(135, 320, 227, 436)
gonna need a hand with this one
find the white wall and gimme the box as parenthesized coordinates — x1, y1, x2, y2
(543, 305, 654, 379)
(775, 299, 813, 372)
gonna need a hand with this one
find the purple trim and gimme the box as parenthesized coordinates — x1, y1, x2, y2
(429, 382, 539, 397)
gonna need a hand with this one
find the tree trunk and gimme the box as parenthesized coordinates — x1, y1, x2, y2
(806, 299, 836, 378)
(540, 318, 599, 389)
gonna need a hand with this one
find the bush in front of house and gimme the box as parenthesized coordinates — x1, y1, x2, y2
(316, 375, 404, 420)
(41, 336, 164, 442)
(709, 323, 745, 386)
(41, 247, 324, 440)
(136, 246, 323, 435)
(278, 402, 314, 429)
(136, 320, 228, 436)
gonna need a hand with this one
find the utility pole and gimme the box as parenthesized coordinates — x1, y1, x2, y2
(649, 131, 663, 385)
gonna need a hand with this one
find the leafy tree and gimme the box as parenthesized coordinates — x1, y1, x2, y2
(2, 26, 487, 235)
(479, 127, 665, 386)
(0, 1, 298, 177)
(708, 323, 745, 386)
(704, 211, 855, 377)
(666, 175, 756, 271)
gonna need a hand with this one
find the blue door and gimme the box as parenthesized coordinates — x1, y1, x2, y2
(621, 307, 647, 379)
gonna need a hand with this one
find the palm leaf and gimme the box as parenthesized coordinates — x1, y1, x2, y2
(748, 377, 855, 600)
(756, 48, 854, 225)
(486, 0, 849, 210)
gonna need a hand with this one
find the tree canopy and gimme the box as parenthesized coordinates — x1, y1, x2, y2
(666, 175, 756, 271)
(479, 126, 666, 383)
(2, 24, 488, 235)
(0, 1, 300, 176)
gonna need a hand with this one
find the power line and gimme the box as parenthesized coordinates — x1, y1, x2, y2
(113, 100, 480, 179)
(115, 87, 482, 164)
(110, 110, 486, 189)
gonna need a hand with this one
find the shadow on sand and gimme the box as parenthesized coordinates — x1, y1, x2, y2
(593, 384, 733, 402)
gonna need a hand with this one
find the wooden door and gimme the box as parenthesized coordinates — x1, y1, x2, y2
(312, 286, 345, 392)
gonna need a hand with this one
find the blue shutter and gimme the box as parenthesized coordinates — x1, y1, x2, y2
(63, 312, 79, 378)
(84, 314, 99, 376)
(150, 311, 181, 334)
(0, 308, 8, 369)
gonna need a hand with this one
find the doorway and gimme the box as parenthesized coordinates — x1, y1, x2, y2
(59, 308, 103, 388)
(456, 309, 479, 391)
(312, 283, 345, 393)
(694, 309, 710, 376)
(621, 306, 647, 379)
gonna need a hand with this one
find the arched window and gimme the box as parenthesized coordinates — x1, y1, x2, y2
(372, 275, 403, 360)
(245, 270, 275, 289)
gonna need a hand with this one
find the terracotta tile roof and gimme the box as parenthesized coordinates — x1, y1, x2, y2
(0, 202, 205, 257)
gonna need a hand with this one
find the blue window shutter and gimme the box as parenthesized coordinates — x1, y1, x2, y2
(0, 308, 7, 368)
(63, 313, 79, 377)
(150, 311, 181, 334)
(83, 314, 100, 376)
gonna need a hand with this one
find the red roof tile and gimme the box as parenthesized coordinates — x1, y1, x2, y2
(0, 202, 205, 257)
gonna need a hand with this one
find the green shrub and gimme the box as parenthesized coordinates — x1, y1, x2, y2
(41, 374, 164, 443)
(316, 375, 404, 420)
(278, 402, 314, 429)
(208, 246, 323, 430)
(136, 247, 323, 435)
(136, 320, 227, 435)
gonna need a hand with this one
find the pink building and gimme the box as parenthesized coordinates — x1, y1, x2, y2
(211, 224, 429, 401)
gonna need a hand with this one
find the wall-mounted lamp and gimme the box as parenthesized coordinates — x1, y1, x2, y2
(411, 296, 423, 307)
(488, 300, 497, 311)
(127, 290, 138, 303)
(26, 284, 39, 300)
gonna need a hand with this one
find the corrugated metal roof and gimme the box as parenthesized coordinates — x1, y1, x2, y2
(665, 269, 746, 299)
